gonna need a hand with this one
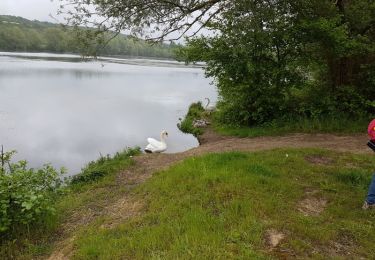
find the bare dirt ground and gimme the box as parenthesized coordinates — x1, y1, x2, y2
(47, 128, 370, 259)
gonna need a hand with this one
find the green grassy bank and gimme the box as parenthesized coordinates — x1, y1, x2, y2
(70, 149, 375, 259)
(177, 102, 368, 139)
(0, 148, 140, 259)
(215, 117, 369, 138)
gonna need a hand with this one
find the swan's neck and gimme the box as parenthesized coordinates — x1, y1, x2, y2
(160, 134, 166, 143)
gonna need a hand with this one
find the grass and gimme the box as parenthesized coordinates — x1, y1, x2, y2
(214, 116, 369, 138)
(70, 149, 375, 259)
(0, 147, 140, 260)
(178, 102, 368, 139)
(70, 147, 141, 185)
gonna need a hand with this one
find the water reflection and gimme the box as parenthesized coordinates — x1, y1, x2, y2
(0, 53, 217, 175)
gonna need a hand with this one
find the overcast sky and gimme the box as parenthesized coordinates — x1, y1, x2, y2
(0, 0, 210, 41)
(0, 0, 61, 23)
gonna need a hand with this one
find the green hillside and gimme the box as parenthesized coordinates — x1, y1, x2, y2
(70, 150, 375, 259)
(0, 15, 177, 58)
(3, 148, 375, 259)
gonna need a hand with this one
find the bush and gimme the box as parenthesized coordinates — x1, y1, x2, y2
(0, 150, 63, 233)
(177, 102, 205, 137)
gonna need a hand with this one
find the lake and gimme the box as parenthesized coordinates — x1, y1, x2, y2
(0, 52, 217, 175)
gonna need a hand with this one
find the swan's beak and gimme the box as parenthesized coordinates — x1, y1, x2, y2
(166, 132, 169, 136)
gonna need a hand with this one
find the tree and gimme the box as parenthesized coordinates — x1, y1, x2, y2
(59, 0, 227, 41)
(63, 0, 375, 125)
(0, 15, 176, 59)
(295, 0, 375, 116)
(177, 1, 305, 124)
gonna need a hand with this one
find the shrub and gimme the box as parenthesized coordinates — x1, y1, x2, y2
(0, 150, 63, 233)
(177, 102, 205, 137)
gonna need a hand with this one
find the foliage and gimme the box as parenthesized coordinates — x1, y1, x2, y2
(176, 1, 375, 125)
(177, 102, 205, 137)
(69, 147, 141, 185)
(0, 15, 177, 58)
(71, 149, 375, 259)
(58, 0, 226, 41)
(178, 1, 304, 125)
(0, 150, 63, 234)
(0, 146, 140, 259)
(63, 1, 375, 126)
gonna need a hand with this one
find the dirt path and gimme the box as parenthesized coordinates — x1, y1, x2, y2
(119, 128, 369, 184)
(47, 129, 370, 259)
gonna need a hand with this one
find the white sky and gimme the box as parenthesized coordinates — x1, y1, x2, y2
(0, 0, 61, 23)
(0, 0, 212, 41)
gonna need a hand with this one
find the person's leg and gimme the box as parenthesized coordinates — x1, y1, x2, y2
(366, 174, 375, 205)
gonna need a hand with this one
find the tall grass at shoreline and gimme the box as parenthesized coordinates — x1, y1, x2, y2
(214, 116, 369, 138)
(0, 147, 140, 259)
(178, 101, 368, 139)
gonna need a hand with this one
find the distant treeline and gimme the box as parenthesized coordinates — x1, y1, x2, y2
(0, 15, 177, 59)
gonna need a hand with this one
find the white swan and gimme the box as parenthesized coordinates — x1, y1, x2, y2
(145, 130, 168, 153)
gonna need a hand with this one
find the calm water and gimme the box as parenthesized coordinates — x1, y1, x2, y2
(0, 52, 217, 175)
